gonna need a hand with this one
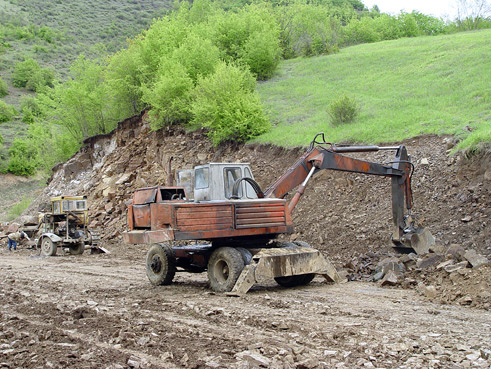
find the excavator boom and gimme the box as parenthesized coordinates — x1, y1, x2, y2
(264, 133, 431, 254)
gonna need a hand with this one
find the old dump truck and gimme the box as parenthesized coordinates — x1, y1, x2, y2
(123, 133, 433, 294)
(37, 195, 99, 256)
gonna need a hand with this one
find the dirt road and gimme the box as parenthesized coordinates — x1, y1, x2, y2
(1, 245, 490, 369)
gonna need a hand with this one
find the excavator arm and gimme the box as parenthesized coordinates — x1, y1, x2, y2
(263, 133, 433, 254)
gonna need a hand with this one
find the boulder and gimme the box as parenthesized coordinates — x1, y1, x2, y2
(463, 249, 489, 268)
(7, 223, 20, 233)
(380, 270, 399, 286)
(416, 253, 444, 269)
(444, 261, 469, 273)
(446, 244, 466, 261)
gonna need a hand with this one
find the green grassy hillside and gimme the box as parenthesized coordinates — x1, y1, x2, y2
(0, 0, 171, 158)
(0, 0, 171, 76)
(256, 30, 491, 149)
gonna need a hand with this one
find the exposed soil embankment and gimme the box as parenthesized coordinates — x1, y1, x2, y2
(24, 110, 490, 261)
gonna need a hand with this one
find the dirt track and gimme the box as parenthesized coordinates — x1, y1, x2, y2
(1, 244, 490, 369)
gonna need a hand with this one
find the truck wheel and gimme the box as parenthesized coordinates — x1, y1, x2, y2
(208, 247, 245, 293)
(69, 242, 85, 255)
(41, 237, 57, 256)
(146, 244, 176, 286)
(274, 241, 315, 287)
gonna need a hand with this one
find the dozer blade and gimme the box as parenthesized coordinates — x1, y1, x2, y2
(393, 227, 435, 255)
(227, 246, 340, 296)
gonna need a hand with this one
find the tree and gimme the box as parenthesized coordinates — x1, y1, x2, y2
(455, 0, 491, 29)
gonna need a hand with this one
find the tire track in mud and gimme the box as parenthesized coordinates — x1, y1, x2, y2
(2, 248, 491, 368)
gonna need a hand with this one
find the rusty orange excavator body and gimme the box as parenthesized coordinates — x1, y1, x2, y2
(122, 133, 432, 294)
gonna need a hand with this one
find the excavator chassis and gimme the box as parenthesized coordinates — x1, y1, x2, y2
(145, 241, 340, 295)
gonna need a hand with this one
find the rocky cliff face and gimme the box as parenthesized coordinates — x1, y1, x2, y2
(22, 110, 491, 265)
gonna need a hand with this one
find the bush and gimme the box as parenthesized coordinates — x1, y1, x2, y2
(142, 59, 194, 129)
(20, 96, 43, 123)
(191, 62, 270, 145)
(240, 30, 281, 80)
(12, 59, 40, 88)
(0, 100, 16, 122)
(0, 77, 8, 97)
(328, 95, 359, 124)
(7, 139, 38, 176)
(12, 59, 54, 91)
(25, 68, 55, 91)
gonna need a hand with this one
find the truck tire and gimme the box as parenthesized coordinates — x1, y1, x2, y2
(69, 242, 85, 255)
(146, 244, 176, 285)
(41, 237, 57, 256)
(207, 247, 245, 293)
(274, 241, 315, 287)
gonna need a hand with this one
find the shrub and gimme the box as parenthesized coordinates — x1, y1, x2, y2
(13, 59, 40, 88)
(240, 30, 281, 80)
(25, 68, 55, 91)
(20, 96, 43, 123)
(0, 100, 16, 122)
(12, 59, 54, 91)
(328, 95, 359, 124)
(191, 62, 270, 145)
(7, 139, 38, 176)
(142, 59, 194, 129)
(171, 32, 220, 82)
(0, 77, 8, 97)
(277, 4, 342, 58)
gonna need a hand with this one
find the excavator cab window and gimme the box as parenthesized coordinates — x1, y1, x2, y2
(224, 167, 242, 199)
(195, 168, 209, 189)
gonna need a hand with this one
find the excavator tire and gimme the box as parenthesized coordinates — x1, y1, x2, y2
(69, 242, 85, 255)
(208, 247, 245, 293)
(274, 241, 315, 287)
(146, 244, 176, 286)
(41, 237, 57, 257)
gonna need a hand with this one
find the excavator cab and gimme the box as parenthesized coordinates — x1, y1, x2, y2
(177, 163, 258, 201)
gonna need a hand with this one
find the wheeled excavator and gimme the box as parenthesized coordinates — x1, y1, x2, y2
(123, 133, 433, 295)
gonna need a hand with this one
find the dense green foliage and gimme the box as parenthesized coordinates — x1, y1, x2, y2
(7, 138, 37, 175)
(2, 0, 490, 176)
(0, 100, 16, 122)
(12, 59, 54, 91)
(256, 30, 491, 151)
(192, 62, 271, 145)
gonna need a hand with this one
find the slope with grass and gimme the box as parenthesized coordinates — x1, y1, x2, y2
(256, 30, 491, 150)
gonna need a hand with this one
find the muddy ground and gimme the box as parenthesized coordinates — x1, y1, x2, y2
(1, 114, 490, 368)
(0, 244, 490, 369)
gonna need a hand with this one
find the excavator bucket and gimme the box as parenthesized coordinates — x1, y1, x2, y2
(393, 227, 435, 255)
(227, 246, 340, 296)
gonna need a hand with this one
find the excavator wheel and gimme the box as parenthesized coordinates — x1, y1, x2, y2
(274, 241, 315, 287)
(69, 242, 85, 255)
(208, 247, 245, 293)
(146, 244, 176, 286)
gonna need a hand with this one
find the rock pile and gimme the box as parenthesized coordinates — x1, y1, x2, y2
(340, 243, 490, 309)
